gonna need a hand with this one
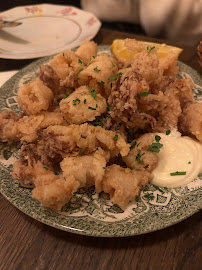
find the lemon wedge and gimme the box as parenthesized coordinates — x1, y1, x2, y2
(111, 39, 183, 61)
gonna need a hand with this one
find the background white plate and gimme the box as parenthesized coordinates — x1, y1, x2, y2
(0, 4, 101, 59)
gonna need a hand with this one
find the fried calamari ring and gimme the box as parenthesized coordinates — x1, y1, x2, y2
(17, 78, 53, 115)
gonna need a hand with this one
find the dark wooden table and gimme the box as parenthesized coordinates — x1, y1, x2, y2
(0, 28, 201, 270)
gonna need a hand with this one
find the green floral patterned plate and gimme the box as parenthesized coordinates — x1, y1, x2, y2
(0, 46, 202, 237)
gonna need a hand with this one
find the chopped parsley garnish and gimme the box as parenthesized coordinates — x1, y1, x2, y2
(88, 106, 96, 110)
(137, 142, 141, 147)
(111, 61, 115, 67)
(147, 135, 163, 153)
(107, 102, 110, 111)
(54, 172, 59, 175)
(78, 58, 83, 64)
(96, 104, 98, 108)
(100, 81, 105, 87)
(94, 117, 105, 127)
(43, 166, 48, 170)
(63, 93, 70, 99)
(170, 171, 186, 176)
(188, 161, 191, 164)
(130, 127, 135, 137)
(86, 85, 97, 100)
(94, 66, 101, 72)
(73, 98, 80, 106)
(129, 167, 134, 170)
(143, 192, 155, 201)
(78, 149, 83, 155)
(155, 135, 161, 142)
(147, 46, 155, 53)
(166, 130, 171, 135)
(90, 56, 95, 60)
(137, 91, 151, 99)
(136, 149, 145, 163)
(99, 119, 105, 124)
(130, 141, 137, 150)
(84, 99, 87, 104)
(147, 142, 163, 153)
(108, 72, 122, 81)
(77, 68, 83, 74)
(135, 195, 140, 202)
(113, 134, 118, 141)
(63, 53, 64, 56)
(176, 74, 183, 79)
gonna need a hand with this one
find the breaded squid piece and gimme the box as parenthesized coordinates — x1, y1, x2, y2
(12, 144, 58, 188)
(79, 55, 118, 97)
(17, 78, 53, 115)
(155, 95, 181, 132)
(17, 111, 65, 142)
(32, 175, 80, 210)
(37, 124, 130, 164)
(75, 40, 97, 64)
(60, 85, 107, 124)
(124, 38, 151, 52)
(129, 50, 159, 84)
(124, 38, 178, 77)
(150, 75, 175, 95)
(178, 102, 202, 142)
(165, 78, 195, 109)
(61, 148, 110, 193)
(12, 143, 80, 210)
(123, 133, 159, 172)
(0, 110, 23, 143)
(108, 67, 156, 130)
(38, 64, 72, 99)
(38, 64, 61, 95)
(102, 164, 152, 208)
(137, 90, 181, 132)
(60, 70, 78, 90)
(0, 110, 65, 143)
(49, 50, 83, 80)
(158, 52, 179, 77)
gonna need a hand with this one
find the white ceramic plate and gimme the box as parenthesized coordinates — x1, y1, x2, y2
(0, 4, 101, 59)
(0, 46, 202, 237)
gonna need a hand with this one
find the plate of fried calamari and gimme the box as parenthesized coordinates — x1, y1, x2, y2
(0, 39, 201, 237)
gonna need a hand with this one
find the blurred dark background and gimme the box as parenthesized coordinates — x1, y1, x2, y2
(0, 0, 146, 36)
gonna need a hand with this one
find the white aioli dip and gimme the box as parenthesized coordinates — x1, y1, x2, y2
(151, 132, 202, 188)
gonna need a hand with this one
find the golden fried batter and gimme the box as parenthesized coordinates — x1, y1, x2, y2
(0, 110, 65, 143)
(75, 40, 97, 64)
(32, 175, 80, 210)
(179, 102, 202, 142)
(102, 164, 152, 208)
(0, 110, 23, 143)
(61, 148, 110, 193)
(79, 55, 118, 97)
(123, 133, 159, 172)
(60, 86, 107, 124)
(36, 124, 130, 164)
(17, 78, 53, 115)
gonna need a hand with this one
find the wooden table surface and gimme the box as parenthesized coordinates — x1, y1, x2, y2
(0, 28, 201, 270)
